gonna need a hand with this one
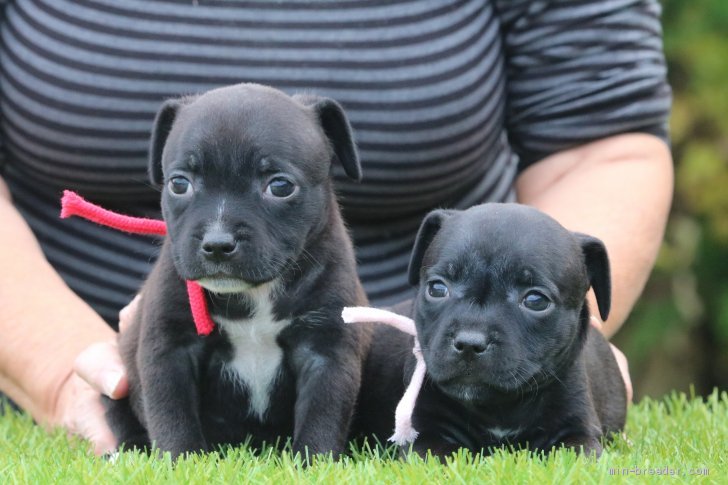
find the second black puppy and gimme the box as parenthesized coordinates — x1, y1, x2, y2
(104, 84, 369, 458)
(355, 204, 626, 457)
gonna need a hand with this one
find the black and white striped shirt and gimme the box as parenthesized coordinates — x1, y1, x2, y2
(0, 0, 671, 324)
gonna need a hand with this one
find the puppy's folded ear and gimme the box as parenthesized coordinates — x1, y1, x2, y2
(574, 233, 611, 321)
(295, 94, 362, 182)
(408, 209, 454, 286)
(148, 99, 184, 187)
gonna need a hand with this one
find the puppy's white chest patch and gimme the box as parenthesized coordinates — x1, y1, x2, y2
(215, 285, 290, 421)
(488, 427, 521, 440)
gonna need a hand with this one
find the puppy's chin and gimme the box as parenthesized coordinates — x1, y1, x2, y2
(175, 256, 283, 291)
(437, 382, 488, 403)
(175, 252, 289, 289)
(196, 277, 257, 294)
(436, 379, 525, 404)
(432, 366, 541, 402)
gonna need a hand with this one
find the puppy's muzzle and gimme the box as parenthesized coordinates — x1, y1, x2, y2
(200, 230, 238, 262)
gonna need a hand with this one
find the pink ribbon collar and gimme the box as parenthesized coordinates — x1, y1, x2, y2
(60, 190, 215, 336)
(342, 307, 426, 446)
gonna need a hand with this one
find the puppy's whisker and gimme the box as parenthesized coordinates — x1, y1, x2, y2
(541, 367, 566, 388)
(530, 373, 539, 397)
(514, 369, 528, 400)
(508, 369, 520, 397)
(294, 255, 311, 273)
(301, 248, 322, 268)
(283, 257, 303, 276)
(225, 293, 233, 316)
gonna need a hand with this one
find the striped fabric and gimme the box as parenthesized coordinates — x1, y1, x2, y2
(0, 0, 670, 324)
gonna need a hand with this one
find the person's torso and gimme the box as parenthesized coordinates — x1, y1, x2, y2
(0, 0, 517, 318)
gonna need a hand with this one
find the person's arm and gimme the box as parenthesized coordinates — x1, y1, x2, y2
(0, 176, 121, 453)
(494, 0, 673, 336)
(516, 133, 673, 337)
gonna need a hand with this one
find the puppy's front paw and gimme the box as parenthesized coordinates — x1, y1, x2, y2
(102, 451, 121, 464)
(561, 435, 603, 457)
(165, 441, 210, 462)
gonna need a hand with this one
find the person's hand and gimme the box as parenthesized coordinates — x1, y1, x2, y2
(590, 315, 633, 403)
(55, 295, 140, 455)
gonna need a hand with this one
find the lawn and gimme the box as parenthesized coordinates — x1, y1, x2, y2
(1, 390, 725, 484)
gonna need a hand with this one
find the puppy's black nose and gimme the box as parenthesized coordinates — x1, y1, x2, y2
(453, 331, 488, 357)
(201, 231, 238, 260)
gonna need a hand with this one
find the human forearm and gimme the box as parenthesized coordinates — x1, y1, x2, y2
(516, 133, 673, 337)
(0, 178, 114, 424)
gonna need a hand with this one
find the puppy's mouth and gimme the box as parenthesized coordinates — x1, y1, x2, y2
(436, 377, 519, 402)
(196, 276, 258, 294)
(431, 365, 537, 399)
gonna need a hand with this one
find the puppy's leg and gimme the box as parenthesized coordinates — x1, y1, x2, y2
(138, 346, 208, 459)
(101, 395, 150, 452)
(409, 433, 461, 459)
(561, 434, 603, 457)
(290, 351, 360, 458)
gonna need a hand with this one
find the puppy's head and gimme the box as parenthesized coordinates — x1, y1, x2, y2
(408, 204, 610, 402)
(149, 83, 361, 292)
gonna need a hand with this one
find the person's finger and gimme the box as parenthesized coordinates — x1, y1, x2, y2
(77, 380, 119, 456)
(609, 342, 633, 403)
(589, 315, 603, 331)
(118, 293, 142, 333)
(59, 373, 118, 456)
(73, 341, 129, 399)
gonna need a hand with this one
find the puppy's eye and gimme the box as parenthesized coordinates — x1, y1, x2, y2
(265, 177, 297, 198)
(523, 291, 551, 312)
(168, 176, 192, 196)
(427, 280, 449, 299)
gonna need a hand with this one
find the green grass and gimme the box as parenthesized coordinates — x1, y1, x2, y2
(1, 390, 725, 484)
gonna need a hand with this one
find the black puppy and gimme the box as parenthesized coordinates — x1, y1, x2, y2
(103, 83, 370, 459)
(354, 203, 626, 457)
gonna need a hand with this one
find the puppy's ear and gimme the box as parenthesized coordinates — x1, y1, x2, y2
(574, 233, 611, 321)
(408, 210, 453, 286)
(148, 99, 184, 187)
(295, 94, 362, 182)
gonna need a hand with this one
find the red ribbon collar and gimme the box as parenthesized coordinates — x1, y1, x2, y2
(60, 190, 215, 336)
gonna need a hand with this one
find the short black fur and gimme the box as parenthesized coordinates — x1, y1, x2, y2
(103, 83, 370, 459)
(352, 204, 626, 457)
